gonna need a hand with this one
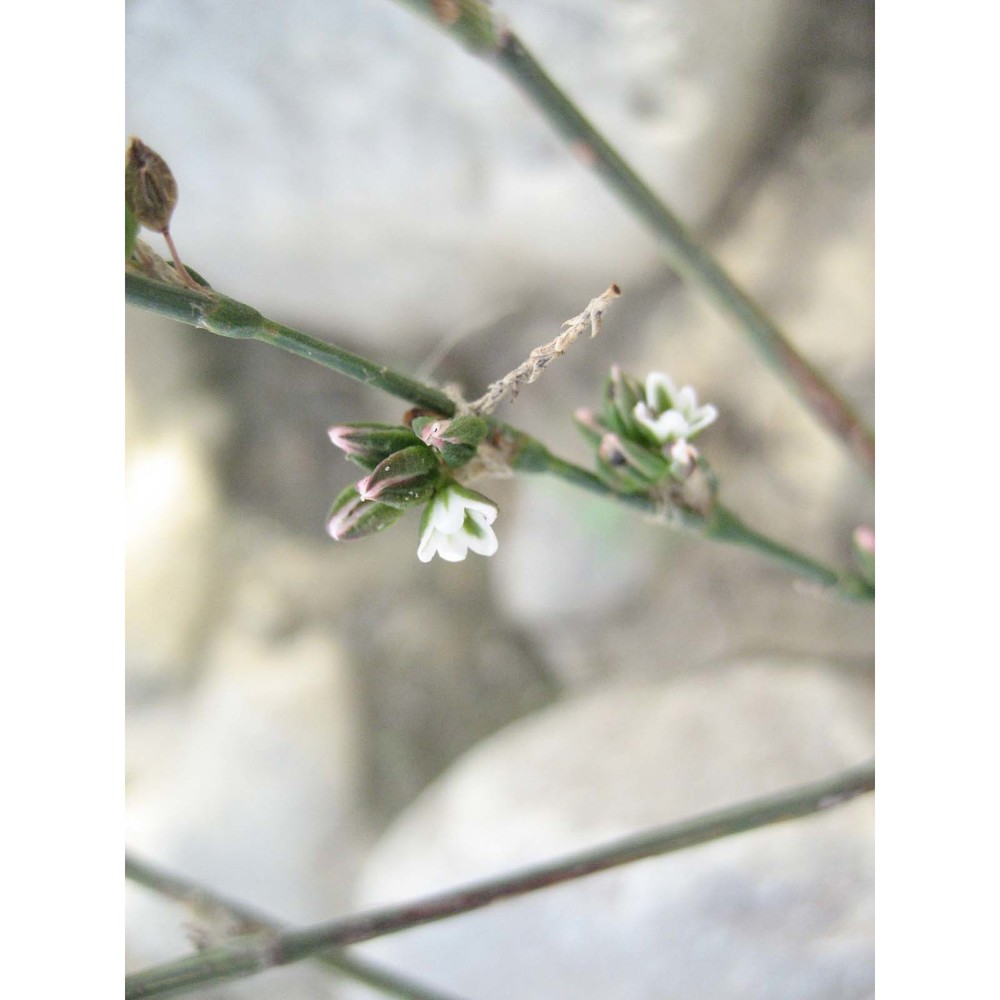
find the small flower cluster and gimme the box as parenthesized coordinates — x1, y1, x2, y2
(576, 368, 718, 493)
(325, 414, 500, 564)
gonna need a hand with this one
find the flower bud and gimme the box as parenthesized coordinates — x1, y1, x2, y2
(414, 414, 488, 468)
(125, 137, 179, 234)
(326, 485, 405, 541)
(573, 408, 606, 449)
(355, 445, 441, 508)
(601, 365, 645, 440)
(328, 422, 423, 470)
(595, 434, 657, 493)
(852, 525, 875, 584)
(668, 439, 698, 480)
(606, 433, 670, 483)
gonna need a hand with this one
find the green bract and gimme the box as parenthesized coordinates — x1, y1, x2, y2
(325, 485, 406, 541)
(328, 422, 424, 470)
(413, 413, 488, 468)
(355, 444, 441, 509)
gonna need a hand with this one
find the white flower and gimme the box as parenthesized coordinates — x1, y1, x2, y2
(417, 484, 499, 563)
(632, 371, 717, 444)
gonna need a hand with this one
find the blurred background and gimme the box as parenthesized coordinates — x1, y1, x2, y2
(125, 1, 875, 996)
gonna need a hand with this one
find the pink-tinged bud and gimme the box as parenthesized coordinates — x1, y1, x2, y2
(852, 525, 875, 584)
(595, 434, 658, 492)
(327, 423, 423, 470)
(601, 432, 669, 483)
(328, 426, 368, 456)
(325, 485, 405, 541)
(355, 445, 441, 509)
(573, 408, 605, 449)
(412, 415, 487, 469)
(668, 439, 698, 480)
(853, 526, 875, 554)
(417, 419, 448, 448)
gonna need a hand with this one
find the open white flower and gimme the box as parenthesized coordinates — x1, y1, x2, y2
(417, 484, 499, 563)
(632, 371, 717, 444)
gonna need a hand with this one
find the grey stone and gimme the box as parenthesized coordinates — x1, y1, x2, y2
(345, 657, 874, 1000)
(126, 0, 810, 345)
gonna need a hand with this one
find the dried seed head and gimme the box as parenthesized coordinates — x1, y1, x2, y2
(125, 137, 178, 233)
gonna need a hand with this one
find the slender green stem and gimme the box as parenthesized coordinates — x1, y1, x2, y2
(126, 271, 457, 417)
(125, 761, 874, 998)
(127, 272, 871, 600)
(387, 1, 874, 475)
(125, 853, 463, 1000)
(506, 430, 872, 600)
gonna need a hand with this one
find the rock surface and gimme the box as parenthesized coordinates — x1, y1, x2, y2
(345, 657, 874, 1000)
(126, 0, 810, 343)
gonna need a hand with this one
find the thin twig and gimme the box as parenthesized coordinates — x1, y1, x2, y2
(125, 271, 457, 417)
(502, 430, 874, 600)
(469, 284, 620, 415)
(125, 853, 465, 1000)
(125, 762, 874, 998)
(387, 1, 875, 475)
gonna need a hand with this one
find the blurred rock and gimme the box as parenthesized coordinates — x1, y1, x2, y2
(126, 616, 365, 971)
(126, 0, 811, 344)
(345, 656, 874, 1000)
(125, 352, 229, 685)
(338, 551, 559, 824)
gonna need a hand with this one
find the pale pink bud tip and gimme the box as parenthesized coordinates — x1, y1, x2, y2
(853, 526, 875, 553)
(328, 427, 360, 455)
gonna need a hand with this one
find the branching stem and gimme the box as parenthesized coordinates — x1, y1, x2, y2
(387, 0, 874, 474)
(125, 854, 464, 1000)
(126, 272, 872, 600)
(125, 761, 874, 998)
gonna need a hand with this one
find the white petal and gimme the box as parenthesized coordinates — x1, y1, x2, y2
(674, 385, 698, 414)
(645, 372, 678, 412)
(637, 408, 690, 442)
(432, 490, 468, 533)
(417, 526, 440, 563)
(437, 532, 469, 562)
(450, 485, 498, 524)
(687, 404, 718, 434)
(464, 515, 499, 557)
(634, 402, 679, 441)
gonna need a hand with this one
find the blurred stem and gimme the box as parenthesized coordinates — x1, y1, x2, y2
(125, 853, 463, 1000)
(127, 272, 872, 601)
(387, 0, 874, 475)
(125, 761, 875, 998)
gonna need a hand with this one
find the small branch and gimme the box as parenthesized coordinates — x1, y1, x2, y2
(127, 271, 870, 600)
(386, 1, 874, 475)
(125, 853, 463, 1000)
(504, 430, 873, 601)
(125, 761, 874, 998)
(125, 271, 457, 417)
(469, 283, 621, 415)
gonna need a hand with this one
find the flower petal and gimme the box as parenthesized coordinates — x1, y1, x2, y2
(645, 372, 678, 413)
(687, 404, 718, 434)
(674, 385, 698, 413)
